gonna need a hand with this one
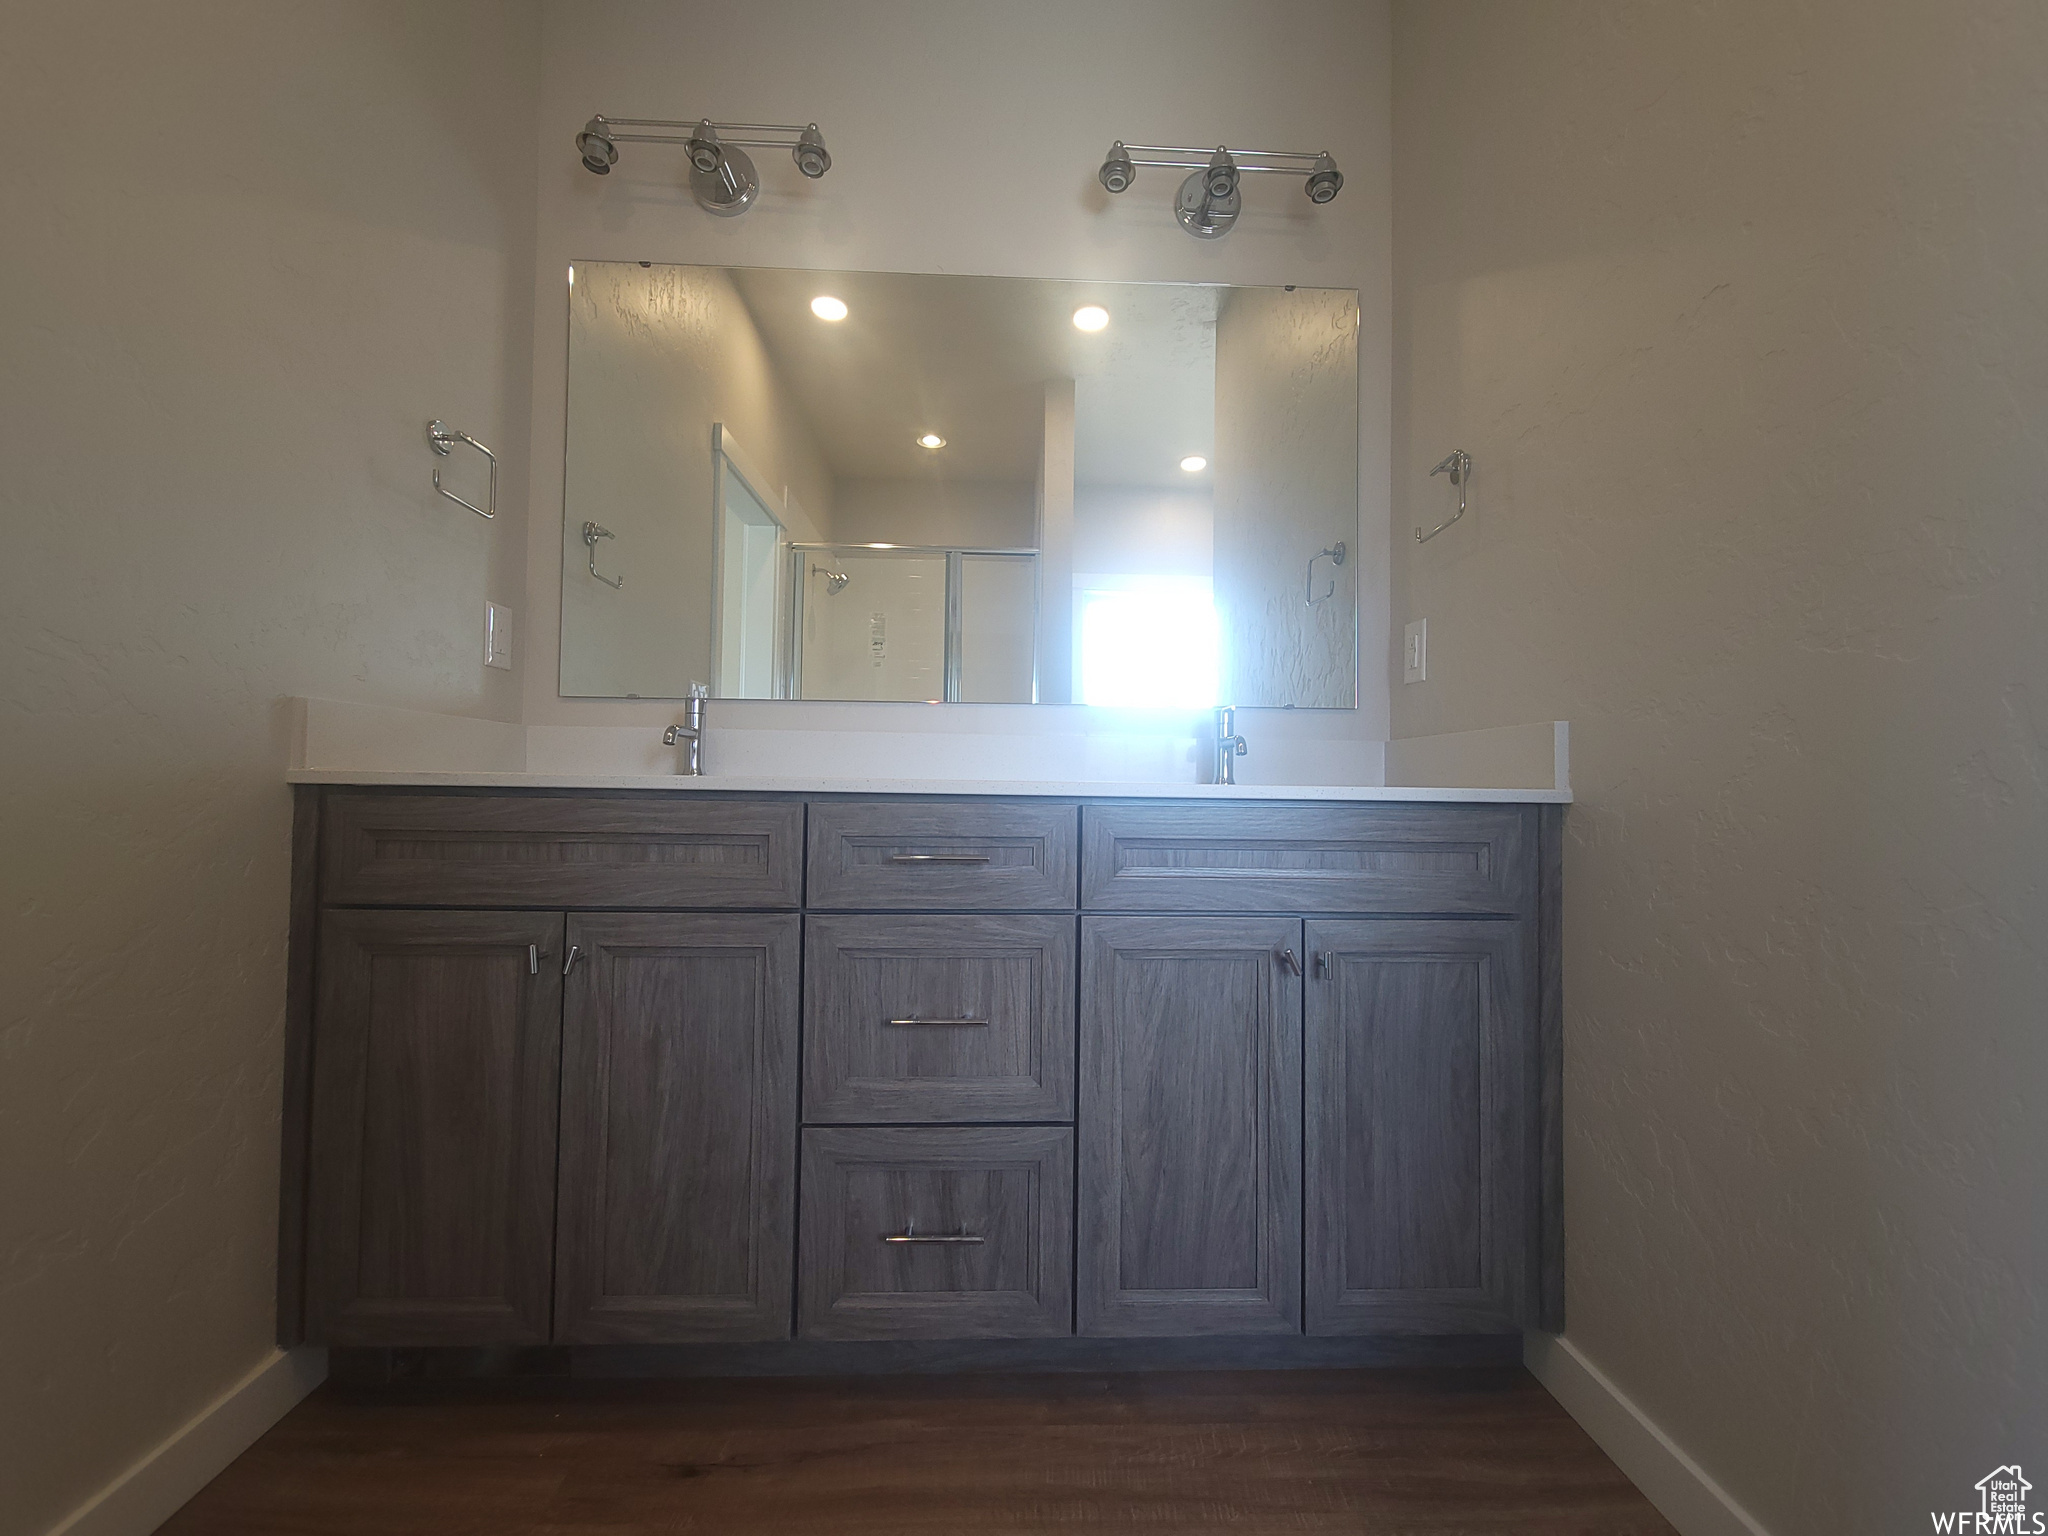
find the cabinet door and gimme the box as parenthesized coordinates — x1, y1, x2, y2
(555, 913, 799, 1342)
(306, 909, 563, 1345)
(1079, 916, 1303, 1336)
(1305, 920, 1535, 1335)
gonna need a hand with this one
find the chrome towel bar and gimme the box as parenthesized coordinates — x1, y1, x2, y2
(1417, 450, 1472, 543)
(426, 419, 496, 519)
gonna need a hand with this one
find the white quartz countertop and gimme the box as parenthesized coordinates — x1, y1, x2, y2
(285, 768, 1569, 803)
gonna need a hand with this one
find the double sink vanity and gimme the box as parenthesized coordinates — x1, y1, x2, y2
(278, 253, 1561, 1371)
(278, 776, 1564, 1368)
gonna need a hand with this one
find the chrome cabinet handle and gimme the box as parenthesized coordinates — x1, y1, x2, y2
(887, 853, 993, 865)
(1277, 946, 1303, 976)
(886, 1016, 989, 1027)
(883, 1223, 984, 1245)
(1313, 951, 1330, 979)
(528, 944, 540, 975)
(562, 944, 583, 976)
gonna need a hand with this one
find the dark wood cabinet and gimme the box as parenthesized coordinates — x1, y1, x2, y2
(305, 908, 563, 1346)
(284, 788, 1561, 1358)
(1305, 919, 1536, 1335)
(554, 913, 800, 1343)
(1078, 916, 1303, 1336)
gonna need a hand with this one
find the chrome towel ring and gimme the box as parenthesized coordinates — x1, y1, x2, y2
(1305, 542, 1347, 605)
(426, 420, 497, 519)
(1417, 450, 1472, 543)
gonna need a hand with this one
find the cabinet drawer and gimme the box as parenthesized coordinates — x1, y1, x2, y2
(321, 792, 804, 909)
(806, 800, 1078, 910)
(799, 1126, 1073, 1340)
(1081, 803, 1535, 916)
(805, 915, 1076, 1124)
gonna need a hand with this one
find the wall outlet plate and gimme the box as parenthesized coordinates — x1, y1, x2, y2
(1403, 618, 1427, 684)
(485, 602, 514, 670)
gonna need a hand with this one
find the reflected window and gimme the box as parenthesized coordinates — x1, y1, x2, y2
(1076, 578, 1219, 708)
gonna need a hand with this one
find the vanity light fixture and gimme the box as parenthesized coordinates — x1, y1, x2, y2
(573, 115, 832, 217)
(1180, 455, 1208, 473)
(1096, 139, 1343, 239)
(1072, 305, 1110, 332)
(917, 433, 947, 450)
(810, 295, 849, 321)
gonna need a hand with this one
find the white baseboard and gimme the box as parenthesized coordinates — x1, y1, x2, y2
(1525, 1332, 1770, 1536)
(46, 1347, 328, 1536)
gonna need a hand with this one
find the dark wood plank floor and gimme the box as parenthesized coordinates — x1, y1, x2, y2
(158, 1368, 1675, 1535)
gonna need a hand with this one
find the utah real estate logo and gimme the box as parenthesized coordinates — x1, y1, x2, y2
(1933, 1466, 2041, 1534)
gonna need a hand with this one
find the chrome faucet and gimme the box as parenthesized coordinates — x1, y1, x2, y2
(663, 684, 707, 775)
(1214, 705, 1247, 785)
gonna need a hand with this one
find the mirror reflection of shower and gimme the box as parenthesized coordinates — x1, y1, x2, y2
(791, 542, 1037, 703)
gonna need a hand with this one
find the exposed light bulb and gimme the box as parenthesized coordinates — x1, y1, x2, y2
(810, 295, 849, 321)
(1072, 305, 1110, 332)
(1180, 455, 1208, 473)
(917, 433, 947, 450)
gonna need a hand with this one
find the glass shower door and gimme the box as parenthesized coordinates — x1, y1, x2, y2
(955, 553, 1038, 703)
(794, 547, 948, 701)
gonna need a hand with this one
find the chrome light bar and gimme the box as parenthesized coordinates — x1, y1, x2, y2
(575, 115, 830, 216)
(1098, 141, 1342, 238)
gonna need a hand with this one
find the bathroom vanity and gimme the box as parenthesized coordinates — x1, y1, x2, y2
(277, 781, 1563, 1367)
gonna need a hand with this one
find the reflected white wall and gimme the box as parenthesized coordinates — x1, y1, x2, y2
(561, 262, 831, 697)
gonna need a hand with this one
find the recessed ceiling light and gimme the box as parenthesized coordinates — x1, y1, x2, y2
(810, 295, 849, 321)
(1180, 455, 1208, 473)
(1072, 305, 1110, 332)
(918, 433, 947, 450)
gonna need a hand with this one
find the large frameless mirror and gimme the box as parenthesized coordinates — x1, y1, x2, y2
(560, 262, 1360, 708)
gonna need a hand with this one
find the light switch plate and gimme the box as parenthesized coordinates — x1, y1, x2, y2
(1403, 618, 1427, 684)
(485, 602, 514, 670)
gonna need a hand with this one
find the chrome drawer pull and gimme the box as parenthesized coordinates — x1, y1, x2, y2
(883, 1223, 984, 1245)
(887, 853, 993, 864)
(887, 1016, 990, 1027)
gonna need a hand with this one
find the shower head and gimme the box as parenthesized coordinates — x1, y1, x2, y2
(575, 117, 617, 174)
(813, 564, 850, 594)
(1098, 142, 1136, 194)
(793, 124, 831, 178)
(1304, 152, 1343, 204)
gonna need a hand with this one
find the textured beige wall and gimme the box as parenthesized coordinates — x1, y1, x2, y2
(1214, 286, 1361, 707)
(0, 4, 539, 1531)
(1391, 4, 2047, 1529)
